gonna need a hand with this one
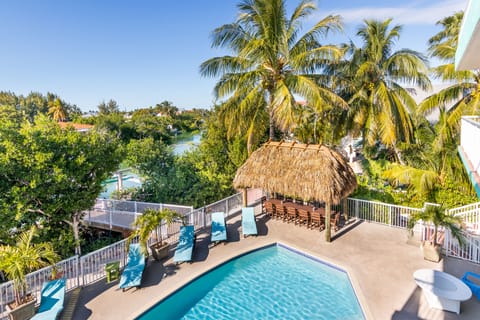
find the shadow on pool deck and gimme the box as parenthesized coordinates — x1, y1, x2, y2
(73, 210, 480, 320)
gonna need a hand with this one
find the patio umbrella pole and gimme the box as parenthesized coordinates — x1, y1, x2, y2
(325, 201, 331, 242)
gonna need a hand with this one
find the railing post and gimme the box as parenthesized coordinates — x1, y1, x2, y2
(388, 205, 392, 226)
(80, 256, 85, 286)
(202, 206, 206, 229)
(226, 198, 229, 217)
(109, 208, 113, 230)
(355, 199, 359, 218)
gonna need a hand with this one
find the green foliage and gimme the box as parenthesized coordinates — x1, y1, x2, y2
(97, 99, 120, 115)
(408, 204, 464, 247)
(0, 226, 59, 305)
(127, 208, 182, 255)
(201, 0, 345, 149)
(0, 91, 80, 123)
(125, 107, 242, 208)
(0, 116, 122, 255)
(125, 137, 173, 179)
(80, 229, 123, 254)
(336, 19, 431, 163)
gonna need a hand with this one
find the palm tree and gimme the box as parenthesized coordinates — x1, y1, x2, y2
(338, 19, 431, 164)
(419, 12, 480, 140)
(127, 208, 182, 260)
(408, 205, 464, 248)
(200, 0, 346, 152)
(48, 98, 67, 122)
(0, 226, 59, 306)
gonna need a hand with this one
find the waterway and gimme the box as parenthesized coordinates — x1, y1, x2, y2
(172, 132, 201, 155)
(100, 132, 202, 198)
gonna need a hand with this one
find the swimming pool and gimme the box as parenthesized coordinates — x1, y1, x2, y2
(137, 244, 365, 319)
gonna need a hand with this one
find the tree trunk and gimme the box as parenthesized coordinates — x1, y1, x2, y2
(268, 91, 275, 140)
(392, 142, 405, 165)
(325, 202, 331, 242)
(72, 214, 82, 256)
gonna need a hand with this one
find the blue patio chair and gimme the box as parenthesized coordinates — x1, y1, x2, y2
(242, 207, 258, 237)
(119, 243, 146, 291)
(31, 278, 66, 320)
(173, 225, 196, 264)
(210, 212, 227, 245)
(462, 272, 480, 299)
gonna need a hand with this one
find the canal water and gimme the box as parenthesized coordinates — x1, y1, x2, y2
(100, 133, 201, 198)
(172, 133, 201, 155)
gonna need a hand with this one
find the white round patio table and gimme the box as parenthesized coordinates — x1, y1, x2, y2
(413, 269, 472, 314)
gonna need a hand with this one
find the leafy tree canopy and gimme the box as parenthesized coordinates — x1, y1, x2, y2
(0, 115, 122, 255)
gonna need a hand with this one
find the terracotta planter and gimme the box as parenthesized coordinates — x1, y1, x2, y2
(6, 297, 36, 320)
(150, 242, 170, 261)
(422, 241, 441, 263)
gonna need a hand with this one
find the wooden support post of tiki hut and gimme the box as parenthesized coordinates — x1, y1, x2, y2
(242, 188, 248, 207)
(325, 201, 332, 242)
(342, 198, 348, 224)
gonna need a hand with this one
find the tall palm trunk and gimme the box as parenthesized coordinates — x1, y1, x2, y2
(268, 90, 275, 140)
(392, 142, 405, 165)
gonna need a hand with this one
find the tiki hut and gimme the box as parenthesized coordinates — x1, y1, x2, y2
(233, 141, 357, 241)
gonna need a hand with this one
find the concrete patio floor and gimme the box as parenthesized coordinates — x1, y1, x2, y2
(71, 210, 480, 320)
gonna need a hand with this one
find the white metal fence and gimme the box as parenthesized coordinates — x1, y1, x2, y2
(1, 192, 479, 319)
(82, 199, 194, 231)
(346, 198, 423, 229)
(346, 198, 480, 264)
(0, 193, 245, 319)
(450, 202, 480, 235)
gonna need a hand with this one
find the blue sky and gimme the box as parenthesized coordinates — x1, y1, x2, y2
(0, 0, 467, 112)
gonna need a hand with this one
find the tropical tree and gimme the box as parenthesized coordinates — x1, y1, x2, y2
(200, 0, 346, 152)
(127, 208, 182, 258)
(48, 97, 67, 122)
(419, 12, 480, 140)
(338, 19, 431, 164)
(0, 226, 59, 306)
(97, 99, 120, 115)
(0, 116, 122, 256)
(407, 205, 464, 248)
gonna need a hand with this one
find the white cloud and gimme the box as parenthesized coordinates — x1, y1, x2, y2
(320, 0, 467, 25)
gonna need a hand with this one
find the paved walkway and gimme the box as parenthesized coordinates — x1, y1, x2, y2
(72, 211, 480, 320)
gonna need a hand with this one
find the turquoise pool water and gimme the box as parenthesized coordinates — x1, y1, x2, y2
(137, 244, 365, 320)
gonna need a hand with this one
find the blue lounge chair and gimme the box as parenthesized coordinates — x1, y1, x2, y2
(462, 272, 480, 299)
(31, 278, 66, 320)
(211, 211, 227, 245)
(173, 225, 195, 264)
(119, 243, 146, 291)
(242, 207, 258, 237)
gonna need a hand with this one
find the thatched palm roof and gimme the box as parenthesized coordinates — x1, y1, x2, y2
(233, 141, 357, 204)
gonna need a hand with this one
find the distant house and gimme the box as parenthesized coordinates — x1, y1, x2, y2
(57, 122, 94, 133)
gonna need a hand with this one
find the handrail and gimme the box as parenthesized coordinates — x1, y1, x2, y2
(1, 193, 480, 319)
(449, 202, 480, 215)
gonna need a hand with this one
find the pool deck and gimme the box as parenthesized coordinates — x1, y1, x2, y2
(73, 211, 480, 320)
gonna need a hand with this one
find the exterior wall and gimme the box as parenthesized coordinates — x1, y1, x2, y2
(460, 116, 480, 198)
(455, 0, 480, 70)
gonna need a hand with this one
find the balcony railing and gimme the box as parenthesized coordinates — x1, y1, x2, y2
(2, 190, 480, 319)
(460, 116, 480, 198)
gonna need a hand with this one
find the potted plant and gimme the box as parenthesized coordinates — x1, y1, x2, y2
(0, 226, 59, 320)
(127, 208, 183, 261)
(50, 265, 64, 280)
(408, 204, 465, 262)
